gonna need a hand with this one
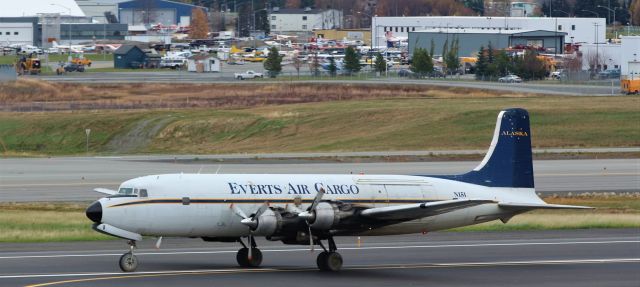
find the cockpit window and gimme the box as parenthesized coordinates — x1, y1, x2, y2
(118, 188, 134, 195)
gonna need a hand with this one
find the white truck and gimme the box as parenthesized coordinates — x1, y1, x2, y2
(234, 70, 263, 80)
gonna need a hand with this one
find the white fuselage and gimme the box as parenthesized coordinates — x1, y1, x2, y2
(99, 173, 542, 238)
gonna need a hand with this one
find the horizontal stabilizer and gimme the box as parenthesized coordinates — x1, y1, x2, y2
(499, 202, 593, 210)
(93, 188, 118, 195)
(93, 223, 142, 241)
(360, 199, 495, 221)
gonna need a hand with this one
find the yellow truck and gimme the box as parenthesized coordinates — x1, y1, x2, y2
(621, 78, 639, 95)
(71, 56, 92, 67)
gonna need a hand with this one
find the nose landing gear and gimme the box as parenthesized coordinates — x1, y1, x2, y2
(236, 235, 263, 267)
(119, 240, 138, 272)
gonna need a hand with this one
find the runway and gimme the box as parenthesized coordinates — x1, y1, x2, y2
(0, 157, 637, 202)
(0, 229, 638, 287)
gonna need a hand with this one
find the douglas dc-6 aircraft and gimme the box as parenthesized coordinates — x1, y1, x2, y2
(86, 108, 590, 272)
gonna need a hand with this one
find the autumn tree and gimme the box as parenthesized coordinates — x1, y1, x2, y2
(632, 0, 640, 25)
(189, 8, 209, 39)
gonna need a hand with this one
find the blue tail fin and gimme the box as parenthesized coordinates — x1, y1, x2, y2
(441, 108, 534, 188)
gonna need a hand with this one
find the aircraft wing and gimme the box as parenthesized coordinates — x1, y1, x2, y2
(360, 199, 495, 221)
(498, 202, 593, 210)
(93, 188, 118, 195)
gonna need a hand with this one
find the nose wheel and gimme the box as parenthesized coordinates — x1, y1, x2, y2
(316, 236, 342, 271)
(119, 240, 138, 272)
(236, 235, 262, 268)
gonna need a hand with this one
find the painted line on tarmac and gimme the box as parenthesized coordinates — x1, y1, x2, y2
(0, 240, 637, 261)
(15, 258, 640, 287)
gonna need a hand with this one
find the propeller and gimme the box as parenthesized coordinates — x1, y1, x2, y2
(297, 188, 325, 252)
(231, 202, 270, 261)
(155, 236, 163, 249)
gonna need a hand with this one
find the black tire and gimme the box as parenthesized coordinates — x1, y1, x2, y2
(325, 252, 343, 272)
(316, 251, 329, 271)
(119, 252, 138, 272)
(236, 248, 249, 267)
(248, 248, 262, 267)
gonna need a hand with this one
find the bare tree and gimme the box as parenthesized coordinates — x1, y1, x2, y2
(292, 56, 303, 77)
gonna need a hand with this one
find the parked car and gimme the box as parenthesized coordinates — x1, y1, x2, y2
(551, 69, 566, 80)
(63, 63, 85, 72)
(160, 57, 186, 69)
(597, 69, 621, 79)
(498, 74, 522, 83)
(397, 69, 415, 78)
(234, 70, 263, 80)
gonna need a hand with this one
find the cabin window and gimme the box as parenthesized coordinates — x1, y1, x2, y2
(139, 189, 148, 197)
(571, 25, 575, 30)
(118, 187, 134, 195)
(182, 197, 190, 205)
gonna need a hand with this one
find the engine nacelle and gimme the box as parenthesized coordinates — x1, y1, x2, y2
(307, 202, 340, 230)
(250, 209, 281, 236)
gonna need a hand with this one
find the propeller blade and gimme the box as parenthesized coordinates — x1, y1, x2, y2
(248, 235, 253, 260)
(231, 203, 249, 219)
(309, 188, 325, 211)
(253, 202, 270, 219)
(155, 236, 163, 249)
(308, 225, 314, 252)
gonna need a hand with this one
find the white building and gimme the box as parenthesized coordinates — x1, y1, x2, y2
(371, 16, 606, 48)
(510, 2, 537, 17)
(268, 8, 342, 33)
(579, 43, 621, 71)
(620, 36, 640, 77)
(2, 0, 85, 17)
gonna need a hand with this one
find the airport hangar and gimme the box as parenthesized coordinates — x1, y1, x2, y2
(407, 29, 567, 57)
(0, 0, 127, 47)
(371, 16, 606, 48)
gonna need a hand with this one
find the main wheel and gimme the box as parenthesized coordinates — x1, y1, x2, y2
(236, 248, 249, 267)
(247, 248, 262, 267)
(119, 252, 138, 272)
(316, 251, 329, 271)
(325, 252, 343, 272)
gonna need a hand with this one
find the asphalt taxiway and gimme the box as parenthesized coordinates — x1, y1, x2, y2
(0, 229, 638, 287)
(0, 157, 637, 202)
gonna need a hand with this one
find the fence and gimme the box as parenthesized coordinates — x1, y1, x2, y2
(0, 64, 17, 82)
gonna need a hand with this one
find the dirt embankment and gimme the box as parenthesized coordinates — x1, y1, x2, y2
(0, 79, 529, 112)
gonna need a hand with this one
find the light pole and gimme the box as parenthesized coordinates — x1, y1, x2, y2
(598, 5, 616, 39)
(356, 11, 375, 48)
(51, 3, 72, 46)
(581, 9, 599, 18)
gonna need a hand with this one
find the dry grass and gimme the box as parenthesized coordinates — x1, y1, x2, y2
(0, 80, 535, 111)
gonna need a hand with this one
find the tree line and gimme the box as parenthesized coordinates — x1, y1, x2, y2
(474, 44, 548, 81)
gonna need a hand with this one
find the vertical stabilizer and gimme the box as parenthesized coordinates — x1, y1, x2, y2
(446, 108, 534, 188)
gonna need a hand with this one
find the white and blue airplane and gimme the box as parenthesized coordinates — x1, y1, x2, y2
(86, 108, 590, 272)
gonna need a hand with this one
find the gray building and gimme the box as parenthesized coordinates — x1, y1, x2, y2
(408, 29, 567, 57)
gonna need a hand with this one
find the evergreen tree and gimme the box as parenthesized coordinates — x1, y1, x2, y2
(441, 39, 449, 75)
(475, 45, 488, 80)
(263, 46, 282, 78)
(410, 48, 434, 77)
(444, 37, 460, 76)
(374, 53, 387, 74)
(343, 46, 361, 75)
(328, 57, 337, 76)
(494, 50, 511, 77)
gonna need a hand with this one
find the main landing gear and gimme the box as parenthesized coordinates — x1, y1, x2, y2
(119, 240, 139, 272)
(236, 235, 263, 268)
(316, 237, 342, 272)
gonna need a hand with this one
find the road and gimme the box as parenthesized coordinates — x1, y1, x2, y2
(0, 229, 637, 287)
(0, 157, 637, 202)
(28, 66, 622, 96)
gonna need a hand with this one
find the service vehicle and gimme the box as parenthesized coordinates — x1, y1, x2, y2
(234, 70, 263, 80)
(498, 74, 523, 83)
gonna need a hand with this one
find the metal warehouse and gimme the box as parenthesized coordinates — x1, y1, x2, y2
(118, 0, 208, 27)
(408, 29, 567, 57)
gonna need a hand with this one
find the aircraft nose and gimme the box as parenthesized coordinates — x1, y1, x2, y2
(86, 201, 102, 223)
